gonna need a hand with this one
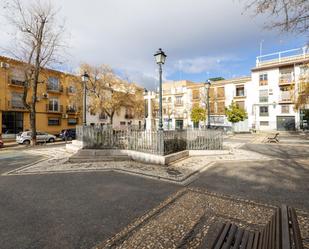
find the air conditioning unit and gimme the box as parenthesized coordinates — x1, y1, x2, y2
(0, 62, 10, 68)
(42, 93, 49, 98)
(62, 114, 68, 119)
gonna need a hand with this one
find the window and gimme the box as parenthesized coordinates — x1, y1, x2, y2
(235, 85, 245, 97)
(217, 87, 225, 98)
(192, 90, 199, 100)
(48, 77, 59, 91)
(260, 121, 269, 126)
(99, 112, 107, 120)
(48, 117, 60, 126)
(67, 85, 76, 94)
(11, 92, 24, 109)
(175, 96, 183, 105)
(48, 98, 59, 112)
(259, 89, 268, 103)
(259, 73, 268, 86)
(236, 101, 245, 110)
(300, 65, 309, 76)
(125, 108, 134, 119)
(210, 102, 215, 114)
(11, 68, 25, 86)
(68, 118, 77, 125)
(259, 106, 269, 116)
(120, 121, 126, 126)
(217, 101, 225, 114)
(281, 105, 289, 114)
(2, 111, 23, 134)
(168, 97, 172, 102)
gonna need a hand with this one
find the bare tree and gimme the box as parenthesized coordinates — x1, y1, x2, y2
(80, 64, 144, 125)
(244, 0, 309, 35)
(2, 0, 65, 145)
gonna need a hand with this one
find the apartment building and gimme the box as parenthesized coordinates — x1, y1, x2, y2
(0, 56, 82, 137)
(86, 84, 145, 129)
(154, 47, 309, 132)
(248, 47, 309, 131)
(153, 78, 249, 130)
(160, 80, 196, 129)
(186, 77, 250, 130)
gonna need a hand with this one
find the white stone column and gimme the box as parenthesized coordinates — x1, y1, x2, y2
(144, 91, 155, 131)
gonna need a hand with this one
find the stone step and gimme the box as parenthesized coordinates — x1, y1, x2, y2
(69, 155, 130, 163)
(76, 149, 128, 157)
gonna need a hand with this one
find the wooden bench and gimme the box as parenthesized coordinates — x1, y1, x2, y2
(211, 205, 303, 249)
(267, 133, 280, 143)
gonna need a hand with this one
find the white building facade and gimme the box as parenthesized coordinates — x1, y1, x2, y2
(247, 47, 309, 131)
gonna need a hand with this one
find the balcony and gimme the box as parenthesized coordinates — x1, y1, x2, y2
(66, 106, 78, 114)
(7, 100, 26, 110)
(47, 84, 63, 93)
(279, 91, 293, 103)
(9, 79, 25, 87)
(175, 101, 183, 106)
(46, 104, 63, 113)
(163, 90, 172, 95)
(279, 74, 294, 85)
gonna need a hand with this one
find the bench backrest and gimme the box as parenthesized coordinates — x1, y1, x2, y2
(210, 205, 303, 249)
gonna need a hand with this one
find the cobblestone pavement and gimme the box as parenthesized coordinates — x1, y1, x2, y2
(3, 146, 271, 185)
(95, 188, 309, 249)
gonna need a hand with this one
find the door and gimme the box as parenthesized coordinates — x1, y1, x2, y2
(276, 116, 295, 131)
(175, 120, 183, 130)
(36, 132, 48, 142)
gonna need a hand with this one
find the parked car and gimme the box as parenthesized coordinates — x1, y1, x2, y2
(59, 129, 76, 141)
(0, 134, 3, 148)
(16, 131, 56, 145)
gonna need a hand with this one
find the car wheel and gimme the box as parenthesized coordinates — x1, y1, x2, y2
(23, 140, 30, 145)
(48, 138, 55, 143)
(67, 136, 73, 141)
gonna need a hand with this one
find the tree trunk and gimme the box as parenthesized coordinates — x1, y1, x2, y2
(30, 109, 36, 145)
(30, 18, 45, 146)
(110, 112, 114, 125)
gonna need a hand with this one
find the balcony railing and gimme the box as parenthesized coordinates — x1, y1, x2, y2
(175, 101, 183, 106)
(256, 47, 309, 67)
(9, 79, 25, 87)
(279, 74, 294, 85)
(46, 104, 63, 112)
(47, 84, 63, 93)
(279, 91, 293, 102)
(66, 106, 77, 113)
(8, 100, 26, 110)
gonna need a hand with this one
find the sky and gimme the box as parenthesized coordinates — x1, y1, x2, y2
(0, 0, 307, 90)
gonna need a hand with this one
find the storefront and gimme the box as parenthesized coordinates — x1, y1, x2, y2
(1, 111, 24, 134)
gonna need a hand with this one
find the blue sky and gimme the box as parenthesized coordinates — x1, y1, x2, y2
(0, 0, 307, 90)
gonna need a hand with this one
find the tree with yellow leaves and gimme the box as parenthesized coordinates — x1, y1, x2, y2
(79, 64, 144, 125)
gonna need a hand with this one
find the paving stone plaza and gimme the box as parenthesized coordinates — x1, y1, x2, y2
(1, 133, 308, 248)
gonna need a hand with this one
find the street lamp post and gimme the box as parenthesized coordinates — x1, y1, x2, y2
(81, 71, 89, 126)
(154, 48, 167, 131)
(204, 79, 211, 129)
(144, 88, 148, 129)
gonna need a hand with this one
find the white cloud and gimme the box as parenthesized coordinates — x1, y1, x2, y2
(0, 0, 299, 88)
(172, 55, 240, 74)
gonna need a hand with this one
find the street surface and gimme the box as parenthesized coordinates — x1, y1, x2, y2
(0, 133, 308, 249)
